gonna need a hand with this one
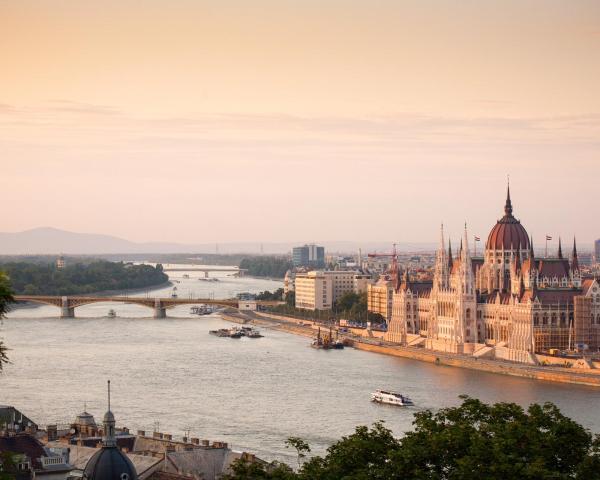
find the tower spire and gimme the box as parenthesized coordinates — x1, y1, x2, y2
(572, 237, 579, 272)
(558, 237, 563, 259)
(448, 239, 453, 269)
(504, 178, 513, 216)
(102, 380, 116, 448)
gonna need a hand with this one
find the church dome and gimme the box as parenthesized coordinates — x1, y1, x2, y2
(83, 447, 137, 480)
(486, 185, 530, 251)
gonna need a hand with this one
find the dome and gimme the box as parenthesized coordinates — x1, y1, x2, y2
(83, 447, 137, 480)
(103, 411, 115, 423)
(75, 412, 96, 426)
(486, 186, 530, 251)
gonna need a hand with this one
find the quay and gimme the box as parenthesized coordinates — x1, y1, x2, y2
(226, 310, 600, 388)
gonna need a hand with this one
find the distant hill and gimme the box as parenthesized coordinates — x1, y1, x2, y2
(0, 227, 436, 255)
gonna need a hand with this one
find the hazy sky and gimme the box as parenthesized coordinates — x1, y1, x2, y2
(2, 0, 599, 245)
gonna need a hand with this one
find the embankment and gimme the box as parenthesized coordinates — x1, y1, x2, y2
(226, 311, 600, 388)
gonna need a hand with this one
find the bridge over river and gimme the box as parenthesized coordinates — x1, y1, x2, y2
(13, 295, 279, 318)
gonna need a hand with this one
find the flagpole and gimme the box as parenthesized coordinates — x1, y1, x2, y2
(545, 236, 548, 258)
(474, 235, 476, 257)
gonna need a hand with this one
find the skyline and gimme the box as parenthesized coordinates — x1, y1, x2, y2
(2, 0, 600, 243)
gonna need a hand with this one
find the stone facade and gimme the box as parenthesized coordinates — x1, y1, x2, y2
(384, 186, 600, 363)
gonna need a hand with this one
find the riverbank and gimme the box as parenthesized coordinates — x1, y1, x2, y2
(223, 310, 600, 388)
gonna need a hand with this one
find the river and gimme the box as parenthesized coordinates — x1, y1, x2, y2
(1, 265, 600, 464)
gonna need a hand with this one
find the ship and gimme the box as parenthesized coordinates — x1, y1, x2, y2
(190, 305, 214, 315)
(107, 309, 117, 318)
(371, 390, 414, 406)
(311, 326, 344, 350)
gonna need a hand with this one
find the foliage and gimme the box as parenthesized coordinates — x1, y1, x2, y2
(255, 288, 284, 301)
(221, 458, 294, 480)
(0, 450, 18, 480)
(239, 256, 293, 279)
(285, 437, 311, 470)
(0, 272, 14, 372)
(268, 291, 384, 325)
(223, 397, 600, 480)
(0, 261, 168, 296)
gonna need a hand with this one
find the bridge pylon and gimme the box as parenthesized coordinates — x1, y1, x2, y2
(61, 296, 75, 318)
(154, 298, 166, 319)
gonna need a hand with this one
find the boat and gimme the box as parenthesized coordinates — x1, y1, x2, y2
(107, 309, 117, 318)
(190, 305, 214, 315)
(240, 326, 263, 338)
(371, 390, 414, 406)
(183, 274, 190, 279)
(209, 328, 231, 337)
(311, 326, 343, 349)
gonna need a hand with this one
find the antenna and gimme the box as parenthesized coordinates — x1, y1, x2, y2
(107, 380, 111, 411)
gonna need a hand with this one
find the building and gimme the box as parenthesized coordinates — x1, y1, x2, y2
(295, 270, 369, 311)
(292, 244, 325, 268)
(0, 433, 73, 480)
(283, 270, 295, 296)
(295, 271, 333, 310)
(595, 239, 600, 265)
(56, 255, 65, 270)
(385, 185, 600, 363)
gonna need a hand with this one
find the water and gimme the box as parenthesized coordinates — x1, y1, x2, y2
(1, 266, 600, 464)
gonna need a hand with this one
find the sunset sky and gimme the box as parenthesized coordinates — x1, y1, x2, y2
(2, 0, 599, 246)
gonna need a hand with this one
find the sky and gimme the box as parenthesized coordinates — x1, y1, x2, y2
(2, 0, 599, 247)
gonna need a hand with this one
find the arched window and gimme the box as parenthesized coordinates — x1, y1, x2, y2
(534, 314, 539, 326)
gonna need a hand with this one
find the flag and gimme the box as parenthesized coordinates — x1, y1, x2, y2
(546, 235, 553, 241)
(474, 236, 481, 242)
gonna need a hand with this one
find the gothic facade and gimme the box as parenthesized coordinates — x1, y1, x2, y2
(385, 187, 600, 364)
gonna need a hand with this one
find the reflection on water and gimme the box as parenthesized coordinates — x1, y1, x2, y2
(1, 267, 600, 463)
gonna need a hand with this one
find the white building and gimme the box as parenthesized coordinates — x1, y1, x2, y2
(295, 271, 371, 311)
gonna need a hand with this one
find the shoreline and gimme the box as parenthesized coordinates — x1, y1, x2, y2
(221, 311, 600, 388)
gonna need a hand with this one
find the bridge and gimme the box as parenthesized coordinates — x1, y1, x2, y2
(161, 267, 248, 278)
(13, 295, 279, 319)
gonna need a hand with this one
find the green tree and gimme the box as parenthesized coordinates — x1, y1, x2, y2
(0, 272, 14, 372)
(285, 437, 311, 470)
(0, 451, 17, 480)
(222, 397, 600, 480)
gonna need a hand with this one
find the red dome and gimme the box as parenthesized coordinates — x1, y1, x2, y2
(485, 185, 530, 251)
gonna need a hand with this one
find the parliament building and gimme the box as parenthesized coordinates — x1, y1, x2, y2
(384, 186, 600, 364)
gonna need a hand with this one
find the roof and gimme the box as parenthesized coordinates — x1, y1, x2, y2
(83, 447, 138, 480)
(535, 290, 578, 305)
(0, 434, 47, 470)
(537, 259, 571, 279)
(485, 186, 530, 251)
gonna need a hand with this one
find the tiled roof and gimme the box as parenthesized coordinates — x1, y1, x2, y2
(0, 434, 47, 470)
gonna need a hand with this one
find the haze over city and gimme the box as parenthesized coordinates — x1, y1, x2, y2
(2, 0, 599, 246)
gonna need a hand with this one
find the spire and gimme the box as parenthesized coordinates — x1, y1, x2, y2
(572, 237, 579, 272)
(558, 237, 563, 259)
(504, 178, 513, 217)
(529, 236, 535, 260)
(459, 238, 463, 257)
(448, 239, 453, 269)
(102, 380, 116, 448)
(514, 243, 522, 271)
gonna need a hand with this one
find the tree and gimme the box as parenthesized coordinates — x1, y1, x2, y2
(285, 437, 311, 470)
(0, 451, 17, 480)
(221, 397, 600, 480)
(0, 272, 14, 372)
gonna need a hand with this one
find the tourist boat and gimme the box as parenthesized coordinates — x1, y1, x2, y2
(107, 309, 117, 318)
(190, 305, 214, 315)
(371, 390, 413, 406)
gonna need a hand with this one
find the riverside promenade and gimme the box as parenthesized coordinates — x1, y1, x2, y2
(220, 310, 600, 388)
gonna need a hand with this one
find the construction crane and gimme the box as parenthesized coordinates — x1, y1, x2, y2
(367, 244, 399, 274)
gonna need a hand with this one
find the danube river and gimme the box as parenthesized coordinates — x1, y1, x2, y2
(2, 266, 600, 463)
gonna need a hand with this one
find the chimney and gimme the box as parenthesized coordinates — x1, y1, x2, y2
(191, 438, 200, 445)
(137, 430, 145, 437)
(163, 434, 172, 441)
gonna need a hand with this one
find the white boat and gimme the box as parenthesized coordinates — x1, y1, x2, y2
(371, 390, 413, 406)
